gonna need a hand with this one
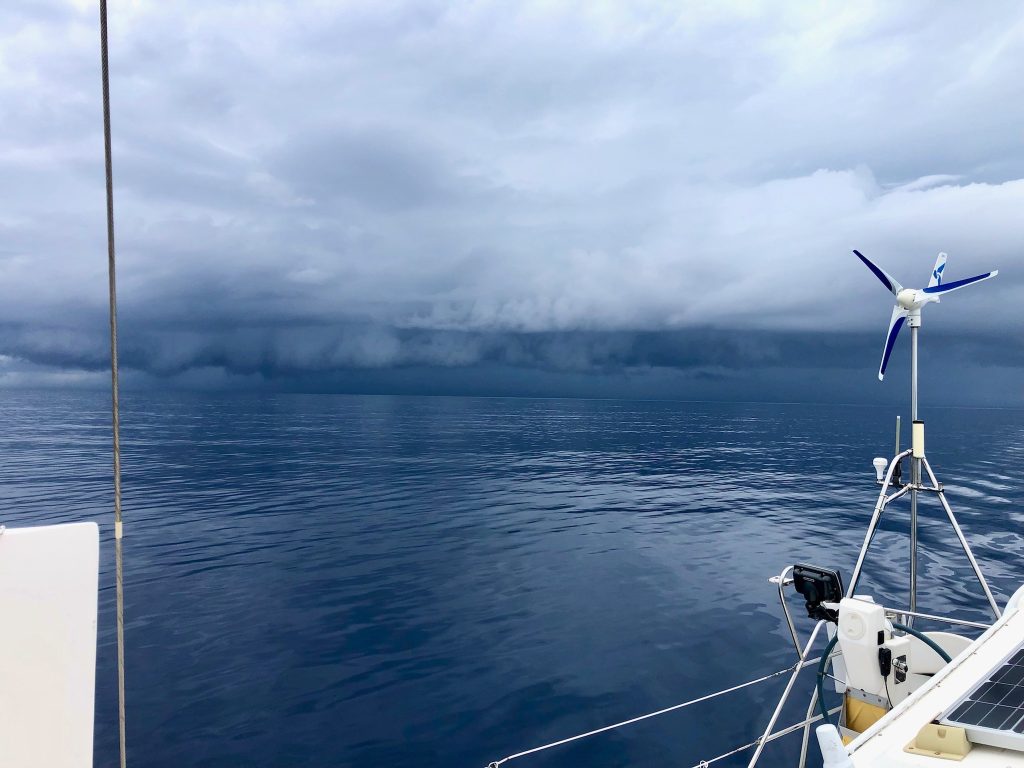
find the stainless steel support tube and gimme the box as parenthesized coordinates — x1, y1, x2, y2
(848, 449, 913, 597)
(884, 608, 991, 630)
(746, 622, 825, 768)
(921, 458, 1002, 619)
(910, 325, 919, 624)
(798, 686, 820, 768)
(776, 565, 801, 658)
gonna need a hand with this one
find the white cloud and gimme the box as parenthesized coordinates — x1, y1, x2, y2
(2, 0, 1024, 377)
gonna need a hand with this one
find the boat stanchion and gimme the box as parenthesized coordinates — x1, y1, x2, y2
(770, 565, 801, 657)
(745, 622, 826, 768)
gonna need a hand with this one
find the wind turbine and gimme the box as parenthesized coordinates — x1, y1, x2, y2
(853, 248, 998, 621)
(854, 249, 998, 383)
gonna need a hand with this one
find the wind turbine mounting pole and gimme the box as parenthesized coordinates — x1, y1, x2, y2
(853, 249, 998, 624)
(909, 315, 920, 620)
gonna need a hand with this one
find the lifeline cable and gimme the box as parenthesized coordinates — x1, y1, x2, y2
(686, 703, 843, 768)
(486, 659, 822, 767)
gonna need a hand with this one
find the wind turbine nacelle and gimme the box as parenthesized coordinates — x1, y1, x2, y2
(896, 289, 920, 310)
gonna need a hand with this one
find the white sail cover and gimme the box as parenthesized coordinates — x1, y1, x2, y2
(0, 522, 99, 767)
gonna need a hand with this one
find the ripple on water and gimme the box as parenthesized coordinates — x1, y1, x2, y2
(0, 391, 1021, 768)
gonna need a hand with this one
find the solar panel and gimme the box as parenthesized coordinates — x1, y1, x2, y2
(941, 645, 1024, 750)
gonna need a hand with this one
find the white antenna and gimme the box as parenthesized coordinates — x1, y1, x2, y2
(853, 248, 998, 619)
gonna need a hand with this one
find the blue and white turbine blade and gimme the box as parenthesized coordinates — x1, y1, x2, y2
(921, 269, 998, 295)
(928, 252, 947, 288)
(854, 250, 904, 296)
(879, 305, 909, 381)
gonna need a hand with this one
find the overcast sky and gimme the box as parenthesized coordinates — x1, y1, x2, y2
(2, 1, 1024, 403)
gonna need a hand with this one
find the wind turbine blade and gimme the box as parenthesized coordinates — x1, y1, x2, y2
(854, 250, 904, 296)
(928, 252, 947, 288)
(879, 305, 909, 381)
(922, 270, 998, 295)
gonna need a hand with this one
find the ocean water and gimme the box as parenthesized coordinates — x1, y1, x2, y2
(1, 390, 1023, 768)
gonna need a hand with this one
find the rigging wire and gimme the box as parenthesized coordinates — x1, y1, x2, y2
(486, 658, 823, 767)
(685, 703, 843, 768)
(98, 0, 127, 765)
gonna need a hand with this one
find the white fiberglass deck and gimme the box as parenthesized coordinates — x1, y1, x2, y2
(848, 587, 1024, 767)
(0, 522, 99, 768)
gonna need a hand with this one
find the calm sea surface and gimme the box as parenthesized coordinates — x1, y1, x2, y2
(1, 391, 1022, 767)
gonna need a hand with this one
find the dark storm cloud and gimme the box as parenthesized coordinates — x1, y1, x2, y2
(3, 315, 1020, 376)
(3, 1, 1024, 401)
